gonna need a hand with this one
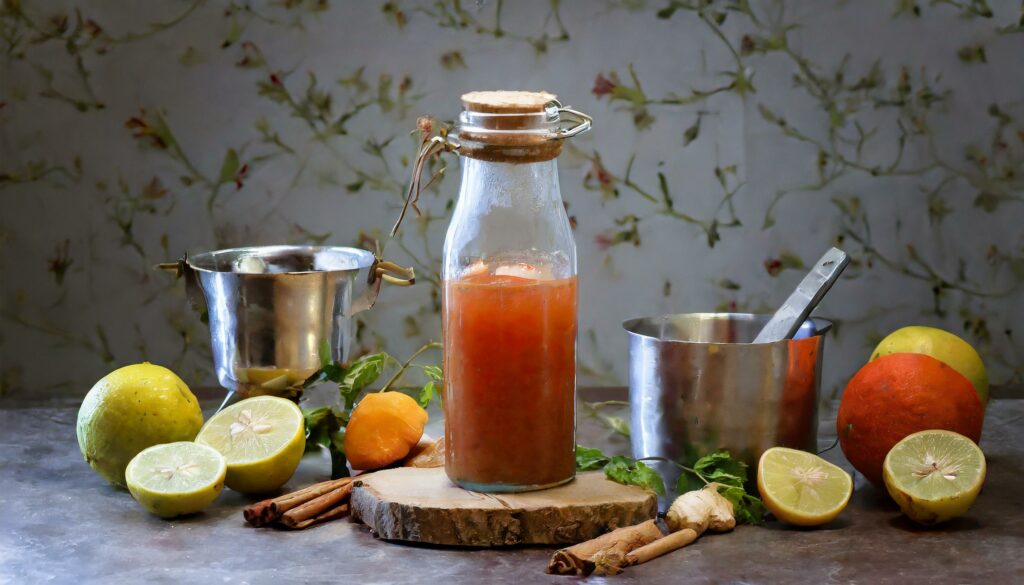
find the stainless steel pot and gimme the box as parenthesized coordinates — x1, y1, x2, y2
(162, 246, 414, 399)
(624, 312, 831, 498)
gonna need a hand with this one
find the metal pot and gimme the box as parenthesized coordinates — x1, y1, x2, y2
(162, 245, 414, 399)
(624, 312, 831, 499)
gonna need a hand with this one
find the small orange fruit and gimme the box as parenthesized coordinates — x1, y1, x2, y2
(345, 392, 428, 471)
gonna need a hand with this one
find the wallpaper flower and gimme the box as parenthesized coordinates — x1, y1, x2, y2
(1, 0, 1022, 399)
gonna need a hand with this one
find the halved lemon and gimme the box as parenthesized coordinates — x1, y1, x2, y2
(757, 447, 853, 526)
(195, 396, 305, 494)
(125, 442, 226, 518)
(883, 430, 985, 525)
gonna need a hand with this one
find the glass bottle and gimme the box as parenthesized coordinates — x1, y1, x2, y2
(442, 91, 591, 492)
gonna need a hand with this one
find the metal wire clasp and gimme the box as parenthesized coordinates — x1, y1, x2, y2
(546, 100, 592, 139)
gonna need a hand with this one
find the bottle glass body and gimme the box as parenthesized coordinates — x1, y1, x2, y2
(442, 156, 577, 492)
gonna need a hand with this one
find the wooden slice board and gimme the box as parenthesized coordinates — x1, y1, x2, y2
(349, 467, 657, 547)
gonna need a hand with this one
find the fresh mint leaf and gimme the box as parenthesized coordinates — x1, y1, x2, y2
(659, 449, 765, 525)
(302, 368, 326, 388)
(343, 352, 387, 389)
(717, 483, 765, 524)
(418, 380, 437, 408)
(328, 429, 349, 479)
(416, 365, 443, 408)
(302, 360, 343, 388)
(303, 408, 331, 453)
(675, 471, 690, 495)
(322, 362, 344, 383)
(692, 450, 748, 492)
(302, 406, 350, 479)
(693, 449, 748, 483)
(420, 364, 443, 381)
(303, 406, 331, 431)
(605, 456, 665, 496)
(340, 353, 387, 408)
(575, 445, 610, 471)
(738, 495, 766, 524)
(703, 467, 745, 486)
(303, 406, 340, 452)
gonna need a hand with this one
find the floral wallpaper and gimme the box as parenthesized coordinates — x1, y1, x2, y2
(1, 0, 1022, 399)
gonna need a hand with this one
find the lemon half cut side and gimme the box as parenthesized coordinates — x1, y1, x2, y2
(126, 442, 226, 518)
(757, 447, 853, 526)
(195, 396, 305, 494)
(883, 430, 985, 525)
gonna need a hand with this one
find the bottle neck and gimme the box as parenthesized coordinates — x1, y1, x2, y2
(458, 157, 561, 208)
(444, 155, 575, 281)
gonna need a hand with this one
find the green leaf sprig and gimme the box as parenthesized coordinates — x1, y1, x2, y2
(575, 445, 766, 524)
(301, 342, 442, 478)
(679, 450, 767, 525)
(575, 445, 665, 495)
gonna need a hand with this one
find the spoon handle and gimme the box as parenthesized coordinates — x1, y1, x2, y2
(753, 247, 850, 343)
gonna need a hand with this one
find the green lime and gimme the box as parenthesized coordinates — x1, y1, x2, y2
(883, 430, 985, 525)
(126, 442, 226, 518)
(195, 396, 304, 494)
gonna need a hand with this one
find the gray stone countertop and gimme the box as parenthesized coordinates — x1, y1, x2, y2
(2, 389, 1022, 584)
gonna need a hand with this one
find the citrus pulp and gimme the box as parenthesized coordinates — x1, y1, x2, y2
(883, 430, 985, 525)
(195, 396, 304, 494)
(757, 447, 853, 526)
(126, 441, 226, 518)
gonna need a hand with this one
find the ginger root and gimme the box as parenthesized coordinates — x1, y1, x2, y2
(548, 484, 738, 577)
(666, 482, 736, 535)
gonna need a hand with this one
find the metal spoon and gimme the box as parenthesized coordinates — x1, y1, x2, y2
(752, 247, 850, 343)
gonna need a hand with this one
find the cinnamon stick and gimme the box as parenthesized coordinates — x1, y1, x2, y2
(280, 503, 350, 530)
(280, 482, 353, 527)
(624, 528, 698, 566)
(243, 499, 276, 527)
(547, 520, 663, 577)
(272, 478, 351, 515)
(243, 477, 351, 527)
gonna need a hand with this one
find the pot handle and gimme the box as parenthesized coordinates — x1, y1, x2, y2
(156, 256, 207, 314)
(373, 260, 416, 287)
(156, 260, 185, 276)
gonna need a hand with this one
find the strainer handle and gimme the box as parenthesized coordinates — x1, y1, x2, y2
(374, 260, 416, 287)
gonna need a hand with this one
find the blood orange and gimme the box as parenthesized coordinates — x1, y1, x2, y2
(836, 353, 983, 486)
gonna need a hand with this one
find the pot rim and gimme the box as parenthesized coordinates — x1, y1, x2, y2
(186, 245, 376, 275)
(622, 312, 833, 346)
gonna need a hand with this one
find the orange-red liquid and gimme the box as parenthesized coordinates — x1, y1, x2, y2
(443, 273, 577, 489)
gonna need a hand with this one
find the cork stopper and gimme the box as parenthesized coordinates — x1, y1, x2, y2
(457, 90, 562, 163)
(460, 90, 557, 114)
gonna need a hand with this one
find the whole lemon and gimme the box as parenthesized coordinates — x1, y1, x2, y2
(77, 363, 204, 488)
(870, 326, 988, 404)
